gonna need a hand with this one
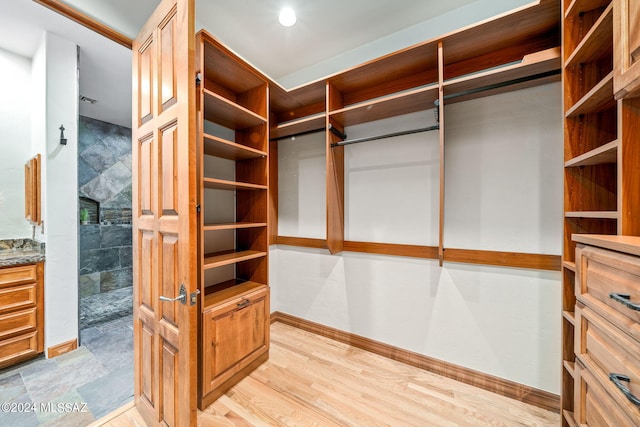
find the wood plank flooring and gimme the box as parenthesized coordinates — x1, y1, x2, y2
(96, 322, 559, 426)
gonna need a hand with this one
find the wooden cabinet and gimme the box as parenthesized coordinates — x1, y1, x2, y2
(0, 262, 44, 368)
(201, 282, 268, 403)
(570, 235, 640, 425)
(614, 0, 640, 98)
(561, 0, 640, 422)
(195, 31, 270, 409)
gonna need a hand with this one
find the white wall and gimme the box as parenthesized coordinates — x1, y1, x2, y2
(278, 0, 532, 89)
(31, 32, 79, 351)
(0, 48, 33, 239)
(271, 83, 562, 394)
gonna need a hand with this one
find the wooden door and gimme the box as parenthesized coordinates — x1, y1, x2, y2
(132, 0, 196, 425)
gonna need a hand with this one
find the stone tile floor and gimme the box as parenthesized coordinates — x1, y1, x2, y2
(0, 315, 134, 426)
(79, 287, 133, 330)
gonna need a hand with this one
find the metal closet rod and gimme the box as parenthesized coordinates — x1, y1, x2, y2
(331, 125, 440, 147)
(271, 69, 559, 144)
(269, 127, 325, 141)
(437, 69, 561, 104)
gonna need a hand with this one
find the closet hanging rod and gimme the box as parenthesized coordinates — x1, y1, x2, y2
(331, 125, 440, 147)
(436, 69, 561, 105)
(270, 127, 325, 141)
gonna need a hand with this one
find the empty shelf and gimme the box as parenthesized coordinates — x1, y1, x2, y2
(565, 72, 615, 118)
(565, 211, 618, 219)
(203, 250, 267, 270)
(203, 89, 266, 130)
(203, 178, 267, 191)
(564, 139, 618, 167)
(204, 222, 267, 231)
(564, 4, 612, 68)
(271, 113, 326, 140)
(203, 134, 266, 160)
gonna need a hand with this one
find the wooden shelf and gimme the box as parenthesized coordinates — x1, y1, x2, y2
(565, 71, 615, 117)
(203, 280, 266, 311)
(204, 222, 267, 231)
(565, 3, 613, 68)
(563, 311, 576, 325)
(565, 0, 610, 20)
(564, 139, 618, 167)
(203, 133, 266, 160)
(203, 89, 266, 130)
(202, 250, 267, 270)
(563, 360, 576, 378)
(564, 211, 618, 219)
(563, 261, 576, 272)
(444, 47, 561, 104)
(200, 34, 267, 95)
(329, 84, 439, 127)
(203, 177, 267, 191)
(271, 113, 325, 140)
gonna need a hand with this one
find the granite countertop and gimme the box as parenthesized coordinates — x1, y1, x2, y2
(0, 239, 45, 268)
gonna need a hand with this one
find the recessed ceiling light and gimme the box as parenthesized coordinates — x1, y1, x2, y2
(279, 7, 296, 27)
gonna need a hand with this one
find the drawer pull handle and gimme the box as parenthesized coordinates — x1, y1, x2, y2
(609, 373, 640, 407)
(237, 299, 250, 308)
(609, 293, 640, 311)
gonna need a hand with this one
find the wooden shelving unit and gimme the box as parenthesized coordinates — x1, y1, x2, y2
(268, 0, 563, 272)
(561, 0, 640, 423)
(196, 31, 270, 409)
(562, 1, 616, 422)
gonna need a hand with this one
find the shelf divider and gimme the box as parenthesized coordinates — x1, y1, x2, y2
(202, 250, 267, 270)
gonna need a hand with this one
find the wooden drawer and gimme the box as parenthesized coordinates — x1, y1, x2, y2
(576, 305, 640, 420)
(0, 308, 37, 339)
(576, 245, 640, 341)
(0, 332, 39, 369)
(575, 361, 638, 427)
(0, 283, 37, 314)
(0, 264, 37, 287)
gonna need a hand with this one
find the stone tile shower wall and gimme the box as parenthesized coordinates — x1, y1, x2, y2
(78, 116, 132, 327)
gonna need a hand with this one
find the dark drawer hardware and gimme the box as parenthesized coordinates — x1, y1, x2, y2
(609, 293, 640, 311)
(237, 299, 250, 308)
(609, 373, 640, 407)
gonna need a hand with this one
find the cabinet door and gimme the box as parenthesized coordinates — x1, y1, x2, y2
(202, 290, 268, 395)
(614, 0, 640, 98)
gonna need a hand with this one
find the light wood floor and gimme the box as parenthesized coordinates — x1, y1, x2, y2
(95, 322, 559, 426)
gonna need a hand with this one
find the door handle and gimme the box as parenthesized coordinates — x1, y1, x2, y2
(160, 284, 187, 304)
(609, 373, 640, 407)
(609, 293, 640, 311)
(160, 284, 200, 306)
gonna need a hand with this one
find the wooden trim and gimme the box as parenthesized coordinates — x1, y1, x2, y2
(276, 236, 327, 249)
(444, 248, 561, 271)
(270, 311, 560, 413)
(437, 41, 446, 266)
(343, 241, 438, 259)
(33, 0, 133, 49)
(47, 338, 78, 358)
(87, 401, 135, 427)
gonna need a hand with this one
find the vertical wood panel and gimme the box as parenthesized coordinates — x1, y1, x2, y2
(160, 123, 178, 215)
(161, 234, 178, 325)
(141, 232, 154, 308)
(141, 324, 155, 406)
(438, 41, 445, 266)
(140, 137, 153, 214)
(160, 15, 177, 108)
(139, 39, 154, 123)
(161, 340, 178, 426)
(326, 82, 345, 255)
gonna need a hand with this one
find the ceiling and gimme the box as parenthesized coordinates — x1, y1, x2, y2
(0, 0, 512, 128)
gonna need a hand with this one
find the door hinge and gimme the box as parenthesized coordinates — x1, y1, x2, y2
(196, 73, 202, 85)
(196, 203, 201, 213)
